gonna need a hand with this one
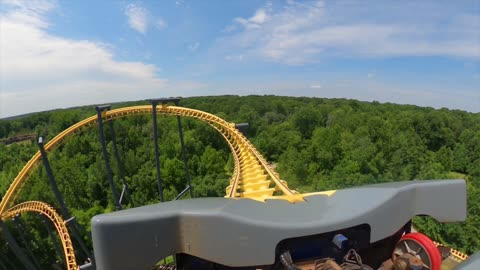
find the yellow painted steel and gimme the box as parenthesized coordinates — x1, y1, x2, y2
(0, 104, 303, 270)
(434, 241, 469, 261)
(1, 201, 78, 270)
(0, 104, 467, 269)
(0, 105, 302, 215)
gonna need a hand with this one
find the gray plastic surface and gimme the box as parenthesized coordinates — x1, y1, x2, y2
(91, 179, 466, 270)
(456, 251, 480, 270)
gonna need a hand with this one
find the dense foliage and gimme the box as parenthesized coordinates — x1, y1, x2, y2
(0, 95, 479, 268)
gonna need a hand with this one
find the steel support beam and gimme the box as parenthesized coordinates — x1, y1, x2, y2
(95, 105, 122, 210)
(108, 119, 134, 207)
(235, 123, 249, 135)
(37, 137, 69, 221)
(0, 220, 37, 270)
(176, 114, 193, 199)
(12, 216, 42, 270)
(150, 100, 164, 202)
(39, 214, 65, 268)
(37, 137, 94, 265)
(150, 97, 194, 200)
(0, 248, 20, 270)
(0, 257, 9, 270)
(0, 258, 7, 270)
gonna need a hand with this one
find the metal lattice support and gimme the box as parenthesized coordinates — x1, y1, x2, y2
(1, 201, 78, 270)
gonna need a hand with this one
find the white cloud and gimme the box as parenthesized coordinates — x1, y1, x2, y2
(220, 0, 480, 65)
(125, 4, 147, 34)
(124, 3, 167, 34)
(0, 1, 172, 117)
(249, 9, 269, 25)
(155, 18, 167, 29)
(310, 84, 322, 89)
(188, 42, 200, 52)
(233, 7, 271, 30)
(1, 0, 56, 15)
(225, 55, 244, 61)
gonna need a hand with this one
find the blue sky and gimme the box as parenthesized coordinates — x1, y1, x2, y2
(0, 0, 479, 117)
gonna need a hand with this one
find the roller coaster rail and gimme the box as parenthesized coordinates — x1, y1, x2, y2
(0, 100, 471, 270)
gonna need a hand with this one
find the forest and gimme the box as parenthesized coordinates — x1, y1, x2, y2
(0, 95, 479, 268)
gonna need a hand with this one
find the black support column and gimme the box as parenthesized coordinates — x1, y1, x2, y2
(150, 97, 194, 201)
(37, 137, 93, 266)
(96, 105, 122, 210)
(108, 117, 134, 207)
(150, 100, 164, 202)
(0, 244, 22, 270)
(175, 107, 194, 199)
(39, 214, 65, 268)
(11, 215, 42, 270)
(0, 220, 37, 270)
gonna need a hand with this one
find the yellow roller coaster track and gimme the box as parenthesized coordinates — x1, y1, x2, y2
(0, 104, 305, 216)
(1, 201, 78, 270)
(434, 241, 469, 262)
(0, 104, 468, 269)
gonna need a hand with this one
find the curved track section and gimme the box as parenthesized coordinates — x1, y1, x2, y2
(1, 201, 78, 270)
(434, 241, 469, 262)
(0, 105, 301, 215)
(0, 105, 469, 269)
